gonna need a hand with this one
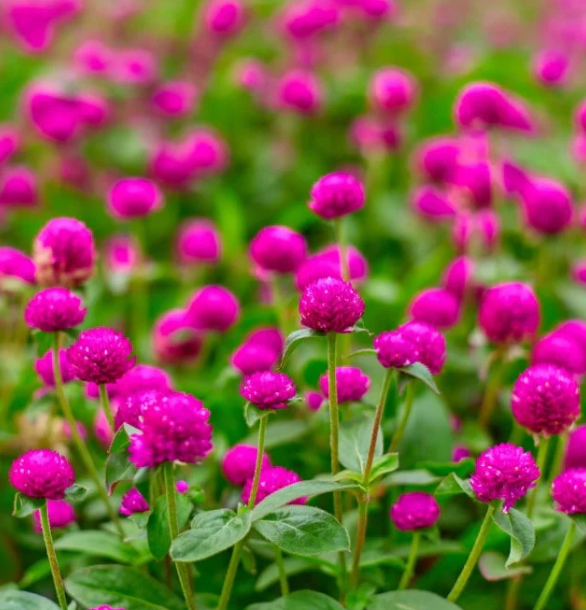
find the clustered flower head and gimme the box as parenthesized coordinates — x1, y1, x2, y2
(107, 177, 163, 219)
(551, 469, 586, 514)
(511, 365, 580, 436)
(249, 225, 307, 274)
(408, 287, 460, 329)
(564, 426, 586, 471)
(113, 364, 173, 398)
(374, 329, 418, 369)
(25, 287, 86, 332)
(186, 285, 240, 332)
(390, 492, 441, 531)
(241, 466, 305, 506)
(120, 488, 150, 516)
(397, 320, 447, 374)
(308, 172, 365, 219)
(153, 309, 202, 364)
(470, 443, 540, 512)
(33, 500, 75, 533)
(240, 371, 296, 410)
(9, 449, 75, 500)
(35, 348, 75, 387)
(222, 444, 271, 485)
(531, 329, 586, 376)
(176, 219, 221, 266)
(319, 366, 370, 403)
(115, 389, 169, 431)
(67, 327, 135, 384)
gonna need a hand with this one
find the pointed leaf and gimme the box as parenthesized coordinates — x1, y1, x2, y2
(106, 452, 137, 493)
(247, 591, 345, 610)
(55, 530, 141, 564)
(399, 362, 440, 394)
(478, 551, 533, 581)
(147, 494, 192, 560)
(339, 415, 382, 473)
(435, 473, 475, 499)
(368, 590, 463, 609)
(64, 484, 87, 503)
(279, 329, 322, 369)
(369, 453, 399, 482)
(0, 591, 61, 610)
(12, 493, 44, 518)
(492, 508, 536, 567)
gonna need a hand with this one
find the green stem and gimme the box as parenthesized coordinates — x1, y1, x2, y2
(334, 218, 350, 283)
(533, 521, 577, 610)
(52, 333, 125, 538)
(164, 462, 197, 610)
(274, 545, 289, 596)
(526, 437, 550, 519)
(479, 351, 505, 428)
(40, 501, 68, 610)
(350, 500, 368, 586)
(447, 505, 496, 602)
(248, 414, 268, 509)
(398, 531, 421, 590)
(99, 384, 115, 432)
(217, 539, 245, 610)
(389, 380, 414, 453)
(549, 433, 567, 484)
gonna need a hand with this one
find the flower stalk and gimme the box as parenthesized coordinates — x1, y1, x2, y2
(40, 500, 68, 610)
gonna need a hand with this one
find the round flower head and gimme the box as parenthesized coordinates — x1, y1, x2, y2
(532, 331, 586, 376)
(552, 469, 586, 514)
(184, 128, 229, 176)
(176, 480, 189, 494)
(151, 80, 198, 117)
(9, 449, 75, 500)
(534, 49, 569, 87)
(103, 235, 140, 275)
(0, 247, 36, 284)
(408, 287, 460, 329)
(370, 68, 417, 115)
(277, 70, 323, 115)
(478, 282, 540, 344)
(319, 366, 370, 403)
(153, 309, 202, 364)
(110, 48, 158, 85)
(107, 178, 163, 219)
(398, 321, 446, 375)
(412, 186, 457, 222)
(373, 330, 419, 369)
(318, 245, 369, 283)
(306, 390, 324, 412)
(442, 256, 474, 300)
(564, 426, 586, 471)
(453, 445, 471, 462)
(222, 444, 271, 486)
(33, 500, 75, 533)
(242, 466, 305, 506)
(299, 277, 365, 334)
(309, 172, 365, 220)
(186, 285, 240, 332)
(120, 487, 149, 516)
(0, 165, 38, 207)
(281, 0, 338, 40)
(240, 371, 296, 410)
(246, 326, 284, 355)
(33, 217, 95, 287)
(390, 492, 441, 531)
(94, 409, 113, 448)
(231, 342, 279, 375)
(115, 364, 173, 397)
(295, 246, 368, 289)
(176, 219, 221, 266)
(115, 389, 169, 431)
(67, 327, 135, 384)
(205, 0, 245, 36)
(249, 225, 307, 274)
(0, 124, 19, 165)
(129, 391, 213, 468)
(511, 365, 580, 436)
(555, 320, 586, 355)
(521, 177, 573, 235)
(35, 348, 75, 387)
(74, 38, 112, 74)
(469, 443, 540, 512)
(415, 136, 460, 184)
(24, 287, 86, 332)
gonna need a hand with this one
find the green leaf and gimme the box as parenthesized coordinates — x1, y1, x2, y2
(368, 590, 463, 609)
(171, 508, 252, 562)
(572, 513, 586, 534)
(33, 330, 54, 357)
(13, 493, 44, 518)
(344, 348, 377, 361)
(247, 590, 345, 610)
(65, 565, 186, 610)
(64, 484, 87, 503)
(254, 505, 350, 556)
(106, 452, 137, 493)
(0, 590, 62, 610)
(333, 469, 364, 484)
(244, 402, 266, 428)
(384, 470, 441, 487)
(369, 453, 399, 482)
(492, 508, 536, 567)
(339, 415, 382, 473)
(419, 458, 475, 478)
(147, 494, 192, 560)
(359, 549, 404, 570)
(55, 530, 142, 564)
(110, 424, 140, 453)
(251, 480, 358, 521)
(478, 551, 533, 581)
(279, 329, 322, 369)
(256, 558, 335, 592)
(398, 363, 440, 394)
(435, 473, 475, 499)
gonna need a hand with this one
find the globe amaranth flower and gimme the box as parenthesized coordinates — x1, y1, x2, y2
(373, 330, 418, 369)
(67, 327, 135, 384)
(176, 219, 221, 266)
(295, 245, 369, 289)
(277, 70, 323, 115)
(532, 331, 586, 376)
(120, 487, 150, 516)
(398, 321, 447, 375)
(128, 391, 213, 468)
(552, 469, 586, 514)
(0, 165, 38, 207)
(415, 136, 460, 184)
(319, 366, 370, 403)
(186, 285, 240, 332)
(246, 326, 284, 355)
(115, 389, 170, 431)
(176, 480, 189, 494)
(453, 445, 471, 463)
(35, 348, 75, 387)
(412, 186, 457, 222)
(249, 225, 307, 274)
(370, 67, 417, 115)
(408, 287, 460, 329)
(308, 172, 365, 220)
(153, 309, 202, 365)
(25, 287, 86, 332)
(299, 277, 365, 333)
(231, 342, 279, 376)
(442, 256, 474, 300)
(33, 217, 96, 287)
(9, 449, 75, 500)
(222, 444, 271, 486)
(534, 49, 569, 87)
(103, 235, 140, 275)
(241, 466, 305, 506)
(151, 80, 198, 118)
(390, 492, 441, 531)
(564, 426, 586, 471)
(478, 282, 540, 344)
(205, 0, 246, 36)
(89, 606, 126, 610)
(521, 177, 573, 235)
(0, 246, 36, 284)
(115, 364, 173, 397)
(240, 371, 296, 410)
(107, 178, 163, 219)
(33, 500, 75, 533)
(470, 443, 540, 512)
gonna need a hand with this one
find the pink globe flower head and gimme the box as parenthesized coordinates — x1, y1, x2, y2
(415, 136, 461, 184)
(295, 245, 368, 290)
(552, 469, 586, 514)
(0, 247, 36, 285)
(249, 225, 308, 274)
(240, 371, 296, 410)
(115, 365, 173, 398)
(149, 139, 197, 189)
(186, 285, 240, 332)
(336, 0, 397, 20)
(478, 282, 540, 344)
(0, 166, 38, 208)
(204, 0, 246, 37)
(390, 492, 441, 531)
(76, 92, 111, 130)
(572, 260, 586, 286)
(408, 287, 461, 330)
(25, 287, 86, 332)
(280, 0, 339, 40)
(306, 390, 324, 411)
(231, 341, 279, 375)
(277, 70, 323, 115)
(531, 331, 586, 376)
(110, 48, 158, 85)
(370, 68, 417, 116)
(242, 466, 305, 506)
(35, 348, 75, 387)
(180, 129, 229, 177)
(318, 245, 369, 282)
(153, 309, 202, 364)
(67, 327, 135, 384)
(120, 487, 149, 516)
(520, 176, 573, 235)
(411, 186, 457, 222)
(73, 39, 113, 75)
(555, 320, 586, 356)
(398, 321, 446, 374)
(151, 80, 198, 118)
(453, 445, 471, 462)
(374, 330, 419, 369)
(128, 391, 213, 468)
(33, 217, 96, 287)
(107, 178, 163, 219)
(564, 426, 586, 471)
(246, 326, 284, 355)
(511, 365, 580, 436)
(453, 161, 492, 209)
(222, 444, 271, 486)
(299, 277, 365, 333)
(235, 59, 268, 95)
(176, 480, 189, 494)
(104, 235, 140, 274)
(176, 219, 221, 266)
(533, 49, 570, 87)
(115, 389, 168, 431)
(4, 0, 64, 53)
(9, 449, 75, 500)
(476, 210, 500, 252)
(0, 124, 20, 165)
(502, 160, 531, 198)
(349, 116, 403, 155)
(94, 409, 113, 448)
(319, 366, 370, 403)
(309, 172, 365, 220)
(575, 99, 586, 135)
(442, 256, 474, 300)
(470, 443, 540, 512)
(33, 500, 75, 533)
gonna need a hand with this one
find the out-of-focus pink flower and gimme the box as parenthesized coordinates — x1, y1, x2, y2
(0, 247, 36, 284)
(520, 176, 573, 235)
(186, 285, 240, 332)
(204, 0, 245, 37)
(249, 225, 307, 274)
(533, 49, 570, 87)
(305, 390, 323, 411)
(0, 166, 38, 207)
(0, 125, 19, 165)
(415, 136, 460, 184)
(277, 70, 322, 115)
(103, 235, 140, 274)
(176, 219, 221, 266)
(110, 48, 158, 85)
(73, 39, 113, 75)
(350, 116, 402, 154)
(370, 68, 417, 116)
(409, 287, 461, 329)
(151, 81, 198, 117)
(280, 0, 339, 41)
(107, 178, 163, 219)
(442, 256, 473, 300)
(412, 186, 456, 222)
(153, 309, 202, 364)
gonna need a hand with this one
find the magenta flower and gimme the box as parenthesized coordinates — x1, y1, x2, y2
(153, 309, 202, 364)
(533, 49, 569, 87)
(398, 321, 446, 374)
(442, 256, 473, 300)
(107, 178, 163, 219)
(240, 371, 296, 410)
(0, 124, 19, 165)
(33, 500, 75, 533)
(453, 445, 471, 462)
(390, 492, 441, 531)
(408, 287, 460, 329)
(73, 39, 112, 75)
(470, 443, 540, 512)
(521, 177, 573, 235)
(25, 287, 86, 332)
(374, 330, 419, 369)
(231, 342, 279, 375)
(176, 219, 221, 265)
(277, 70, 323, 115)
(0, 246, 36, 284)
(241, 466, 305, 506)
(551, 469, 586, 514)
(295, 246, 368, 289)
(67, 327, 135, 384)
(370, 67, 417, 115)
(415, 136, 460, 184)
(308, 172, 365, 220)
(246, 327, 284, 355)
(222, 444, 271, 486)
(319, 366, 370, 403)
(0, 165, 38, 207)
(249, 225, 307, 274)
(35, 348, 75, 387)
(532, 331, 586, 376)
(204, 0, 245, 37)
(120, 488, 149, 516)
(281, 0, 338, 40)
(9, 450, 75, 500)
(110, 48, 158, 85)
(412, 186, 457, 222)
(564, 426, 586, 471)
(306, 391, 324, 412)
(115, 389, 169, 431)
(115, 365, 173, 397)
(186, 285, 240, 332)
(151, 80, 198, 118)
(103, 235, 140, 274)
(89, 606, 126, 610)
